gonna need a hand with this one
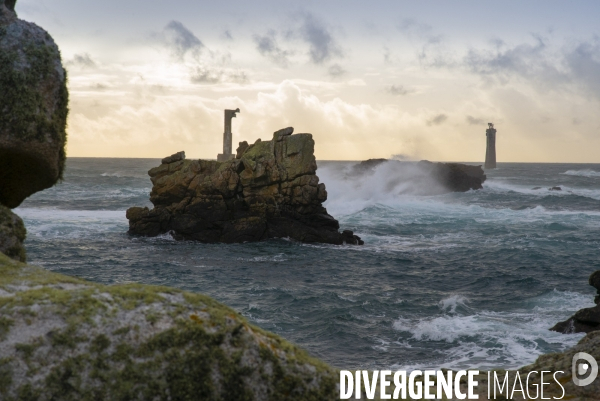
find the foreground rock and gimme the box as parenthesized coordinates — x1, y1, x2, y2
(0, 0, 69, 208)
(551, 270, 600, 334)
(0, 205, 25, 262)
(127, 128, 363, 245)
(350, 159, 486, 194)
(0, 253, 337, 400)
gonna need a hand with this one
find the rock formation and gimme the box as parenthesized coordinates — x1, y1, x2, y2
(0, 253, 338, 400)
(0, 205, 25, 262)
(417, 160, 486, 192)
(0, 0, 68, 262)
(127, 128, 363, 245)
(0, 0, 69, 208)
(551, 270, 600, 334)
(351, 159, 486, 194)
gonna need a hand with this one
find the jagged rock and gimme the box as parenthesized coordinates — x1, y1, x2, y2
(0, 253, 338, 400)
(0, 205, 25, 262)
(127, 129, 362, 245)
(418, 160, 486, 192)
(0, 0, 69, 208)
(236, 141, 249, 159)
(551, 270, 600, 334)
(273, 126, 294, 140)
(161, 151, 185, 164)
(351, 159, 486, 193)
(550, 186, 562, 191)
(591, 271, 600, 305)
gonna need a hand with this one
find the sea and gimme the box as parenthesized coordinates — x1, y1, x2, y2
(15, 159, 600, 371)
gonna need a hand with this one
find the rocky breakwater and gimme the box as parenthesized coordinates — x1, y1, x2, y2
(0, 0, 68, 262)
(127, 128, 363, 245)
(551, 270, 600, 334)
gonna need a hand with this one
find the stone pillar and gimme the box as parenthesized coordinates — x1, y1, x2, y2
(485, 123, 497, 169)
(217, 108, 240, 162)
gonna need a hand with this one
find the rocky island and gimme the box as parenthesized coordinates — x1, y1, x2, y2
(351, 159, 486, 194)
(127, 128, 363, 245)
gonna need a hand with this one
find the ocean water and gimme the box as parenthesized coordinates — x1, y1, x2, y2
(16, 159, 600, 371)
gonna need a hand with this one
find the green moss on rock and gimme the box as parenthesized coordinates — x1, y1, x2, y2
(0, 253, 338, 400)
(0, 12, 69, 207)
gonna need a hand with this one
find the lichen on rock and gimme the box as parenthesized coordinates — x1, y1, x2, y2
(0, 0, 69, 208)
(127, 129, 363, 245)
(0, 253, 338, 400)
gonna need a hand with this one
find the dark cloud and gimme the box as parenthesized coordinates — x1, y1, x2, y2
(328, 63, 346, 77)
(163, 20, 204, 60)
(253, 31, 292, 67)
(462, 34, 570, 91)
(298, 12, 343, 64)
(190, 67, 248, 85)
(462, 34, 600, 103)
(222, 30, 233, 41)
(427, 114, 448, 126)
(397, 19, 441, 44)
(396, 18, 449, 68)
(466, 116, 485, 125)
(68, 53, 96, 68)
(387, 85, 412, 96)
(564, 38, 600, 100)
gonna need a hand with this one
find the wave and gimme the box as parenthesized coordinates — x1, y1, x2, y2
(562, 169, 600, 177)
(14, 208, 127, 239)
(390, 290, 590, 371)
(100, 172, 141, 178)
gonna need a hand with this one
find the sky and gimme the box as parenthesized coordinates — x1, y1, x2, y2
(15, 0, 600, 162)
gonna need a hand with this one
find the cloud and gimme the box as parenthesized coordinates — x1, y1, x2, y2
(162, 20, 204, 60)
(297, 12, 343, 64)
(387, 85, 413, 96)
(427, 114, 448, 126)
(190, 66, 249, 84)
(222, 30, 233, 41)
(396, 18, 450, 68)
(564, 38, 600, 100)
(397, 19, 440, 44)
(253, 31, 292, 67)
(67, 53, 96, 68)
(328, 63, 346, 77)
(391, 154, 412, 161)
(462, 34, 570, 91)
(466, 115, 485, 125)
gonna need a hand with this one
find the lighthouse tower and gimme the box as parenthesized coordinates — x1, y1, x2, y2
(485, 123, 497, 169)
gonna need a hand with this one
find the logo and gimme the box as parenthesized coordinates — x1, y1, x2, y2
(572, 352, 598, 387)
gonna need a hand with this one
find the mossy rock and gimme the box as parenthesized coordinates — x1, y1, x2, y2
(0, 253, 338, 400)
(0, 205, 25, 262)
(0, 1, 68, 208)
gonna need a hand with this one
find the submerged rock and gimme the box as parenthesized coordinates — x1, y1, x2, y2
(127, 129, 363, 245)
(551, 270, 600, 334)
(0, 253, 337, 400)
(0, 205, 25, 262)
(0, 0, 69, 208)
